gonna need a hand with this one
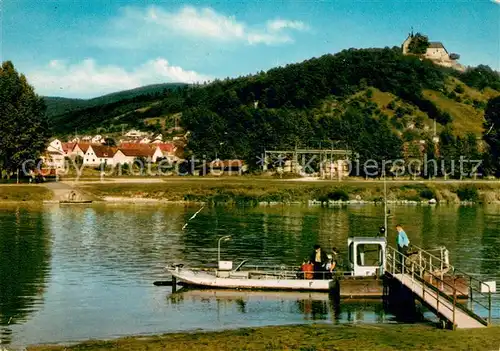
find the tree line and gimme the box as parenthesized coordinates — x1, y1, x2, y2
(2, 45, 500, 178)
(0, 61, 50, 177)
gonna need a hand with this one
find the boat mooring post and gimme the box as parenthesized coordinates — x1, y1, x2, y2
(171, 275, 177, 293)
(383, 168, 388, 237)
(489, 289, 492, 325)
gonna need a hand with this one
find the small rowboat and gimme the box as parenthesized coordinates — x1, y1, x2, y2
(59, 200, 93, 204)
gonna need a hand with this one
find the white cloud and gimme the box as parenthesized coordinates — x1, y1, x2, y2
(99, 5, 308, 48)
(146, 6, 246, 41)
(492, 0, 500, 4)
(28, 58, 212, 98)
(267, 19, 308, 32)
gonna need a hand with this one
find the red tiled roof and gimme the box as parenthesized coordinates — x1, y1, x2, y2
(119, 142, 153, 148)
(62, 142, 75, 152)
(76, 143, 92, 152)
(157, 143, 176, 153)
(118, 148, 155, 157)
(91, 145, 117, 158)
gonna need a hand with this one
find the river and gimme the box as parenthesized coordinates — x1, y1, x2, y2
(0, 203, 499, 348)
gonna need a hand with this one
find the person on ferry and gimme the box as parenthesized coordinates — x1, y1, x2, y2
(310, 244, 329, 279)
(326, 247, 339, 272)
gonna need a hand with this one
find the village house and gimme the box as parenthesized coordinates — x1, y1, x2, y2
(44, 139, 66, 168)
(43, 136, 185, 171)
(91, 135, 103, 144)
(320, 160, 350, 180)
(83, 145, 117, 166)
(113, 146, 155, 165)
(44, 151, 65, 169)
(154, 143, 178, 162)
(152, 134, 163, 143)
(72, 143, 91, 158)
(61, 142, 75, 156)
(125, 129, 148, 138)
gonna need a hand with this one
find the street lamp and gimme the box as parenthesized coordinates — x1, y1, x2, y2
(218, 235, 231, 262)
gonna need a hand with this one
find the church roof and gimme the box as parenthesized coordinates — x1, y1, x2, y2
(429, 42, 445, 49)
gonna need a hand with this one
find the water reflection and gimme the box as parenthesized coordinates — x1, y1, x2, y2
(168, 288, 387, 325)
(0, 207, 51, 344)
(0, 203, 498, 348)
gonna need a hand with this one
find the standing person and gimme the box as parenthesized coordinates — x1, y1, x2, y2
(325, 247, 339, 279)
(327, 247, 339, 272)
(310, 244, 329, 279)
(396, 224, 410, 272)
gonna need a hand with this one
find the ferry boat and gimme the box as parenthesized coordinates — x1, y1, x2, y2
(165, 181, 476, 297)
(166, 230, 478, 300)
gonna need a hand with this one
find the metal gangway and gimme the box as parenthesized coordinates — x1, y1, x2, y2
(385, 245, 493, 329)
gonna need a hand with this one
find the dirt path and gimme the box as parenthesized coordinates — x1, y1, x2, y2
(43, 181, 95, 201)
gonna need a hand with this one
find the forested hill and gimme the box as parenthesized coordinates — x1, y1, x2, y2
(48, 46, 500, 169)
(44, 83, 188, 117)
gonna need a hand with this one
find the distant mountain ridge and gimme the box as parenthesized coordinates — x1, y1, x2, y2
(44, 83, 188, 118)
(46, 46, 500, 167)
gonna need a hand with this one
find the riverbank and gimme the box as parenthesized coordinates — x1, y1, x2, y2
(26, 323, 500, 351)
(0, 184, 52, 202)
(76, 178, 500, 205)
(1, 178, 500, 205)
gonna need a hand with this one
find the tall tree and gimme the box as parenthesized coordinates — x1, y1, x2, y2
(407, 33, 430, 55)
(0, 61, 50, 176)
(483, 96, 500, 176)
(461, 65, 500, 91)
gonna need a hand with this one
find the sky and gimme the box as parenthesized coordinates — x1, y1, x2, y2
(1, 0, 499, 99)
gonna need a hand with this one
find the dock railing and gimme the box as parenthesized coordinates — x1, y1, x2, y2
(185, 263, 339, 281)
(386, 245, 492, 327)
(233, 264, 336, 280)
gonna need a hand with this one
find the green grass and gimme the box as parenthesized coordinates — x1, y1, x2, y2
(423, 89, 484, 136)
(26, 324, 500, 351)
(0, 185, 53, 202)
(78, 179, 500, 205)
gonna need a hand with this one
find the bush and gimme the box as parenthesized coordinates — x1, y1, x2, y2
(447, 91, 457, 100)
(400, 189, 421, 202)
(473, 99, 487, 110)
(455, 95, 462, 103)
(327, 189, 349, 201)
(272, 172, 302, 179)
(395, 106, 405, 118)
(454, 84, 465, 94)
(414, 115, 425, 129)
(390, 117, 404, 130)
(456, 185, 479, 202)
(420, 188, 436, 200)
(437, 111, 453, 125)
(365, 89, 374, 99)
(387, 101, 396, 110)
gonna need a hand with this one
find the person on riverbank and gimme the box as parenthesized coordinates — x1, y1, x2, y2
(396, 224, 410, 272)
(310, 244, 329, 279)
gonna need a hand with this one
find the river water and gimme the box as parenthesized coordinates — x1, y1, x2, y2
(0, 203, 499, 348)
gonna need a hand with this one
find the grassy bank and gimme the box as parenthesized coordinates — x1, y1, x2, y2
(27, 324, 500, 351)
(78, 179, 500, 205)
(0, 185, 53, 202)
